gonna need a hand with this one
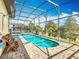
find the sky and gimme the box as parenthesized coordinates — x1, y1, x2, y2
(16, 0, 79, 15)
(13, 0, 79, 26)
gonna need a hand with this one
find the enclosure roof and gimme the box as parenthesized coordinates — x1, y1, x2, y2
(14, 0, 79, 22)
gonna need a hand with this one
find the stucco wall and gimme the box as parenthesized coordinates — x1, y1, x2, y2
(0, 0, 9, 34)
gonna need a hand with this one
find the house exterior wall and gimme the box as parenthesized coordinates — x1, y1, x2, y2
(0, 0, 15, 34)
(0, 0, 9, 34)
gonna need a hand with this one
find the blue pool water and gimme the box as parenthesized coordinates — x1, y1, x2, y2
(20, 34, 59, 48)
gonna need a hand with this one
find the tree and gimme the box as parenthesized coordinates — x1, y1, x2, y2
(18, 24, 26, 32)
(65, 17, 78, 32)
(60, 17, 78, 42)
(24, 25, 30, 32)
(17, 23, 30, 33)
(29, 22, 36, 33)
(45, 21, 58, 36)
(35, 25, 42, 35)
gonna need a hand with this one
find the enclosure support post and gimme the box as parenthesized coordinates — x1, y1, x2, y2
(45, 16, 47, 34)
(38, 17, 40, 26)
(57, 7, 60, 41)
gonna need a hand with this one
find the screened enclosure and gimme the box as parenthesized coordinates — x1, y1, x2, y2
(11, 0, 79, 45)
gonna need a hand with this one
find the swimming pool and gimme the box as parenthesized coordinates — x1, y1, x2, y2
(20, 34, 59, 48)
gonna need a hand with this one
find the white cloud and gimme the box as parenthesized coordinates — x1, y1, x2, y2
(35, 12, 70, 23)
(72, 11, 79, 15)
(35, 17, 46, 24)
(60, 13, 70, 18)
(47, 16, 57, 21)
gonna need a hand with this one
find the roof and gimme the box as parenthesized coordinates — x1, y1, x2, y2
(3, 0, 15, 17)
